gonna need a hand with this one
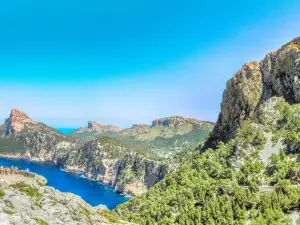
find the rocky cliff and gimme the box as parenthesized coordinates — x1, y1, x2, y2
(206, 37, 300, 148)
(0, 173, 131, 225)
(64, 137, 170, 195)
(75, 121, 122, 133)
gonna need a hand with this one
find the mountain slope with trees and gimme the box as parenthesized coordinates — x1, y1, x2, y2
(115, 37, 300, 224)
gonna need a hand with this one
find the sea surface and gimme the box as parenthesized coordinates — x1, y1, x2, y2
(0, 157, 130, 209)
(55, 128, 77, 134)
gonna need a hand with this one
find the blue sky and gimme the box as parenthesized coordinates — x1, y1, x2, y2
(1, 0, 300, 128)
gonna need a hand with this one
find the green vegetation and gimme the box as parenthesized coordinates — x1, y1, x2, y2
(33, 218, 49, 225)
(37, 180, 45, 186)
(0, 136, 27, 154)
(50, 200, 57, 205)
(3, 208, 16, 214)
(264, 150, 300, 185)
(34, 202, 43, 208)
(70, 123, 212, 159)
(100, 209, 121, 223)
(0, 188, 5, 199)
(79, 204, 93, 225)
(115, 111, 300, 224)
(11, 182, 42, 198)
(272, 99, 300, 153)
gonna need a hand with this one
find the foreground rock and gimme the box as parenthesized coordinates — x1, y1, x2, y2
(0, 173, 131, 225)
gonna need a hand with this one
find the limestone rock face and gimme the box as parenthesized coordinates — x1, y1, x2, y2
(64, 137, 170, 196)
(151, 116, 207, 128)
(4, 109, 37, 135)
(206, 37, 300, 147)
(0, 174, 132, 225)
(75, 121, 122, 133)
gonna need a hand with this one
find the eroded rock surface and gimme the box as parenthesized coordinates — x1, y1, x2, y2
(0, 174, 132, 225)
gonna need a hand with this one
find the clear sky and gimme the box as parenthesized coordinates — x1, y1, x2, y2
(1, 0, 300, 128)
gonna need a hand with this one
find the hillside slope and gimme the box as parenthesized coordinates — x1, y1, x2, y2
(70, 116, 214, 158)
(115, 38, 300, 224)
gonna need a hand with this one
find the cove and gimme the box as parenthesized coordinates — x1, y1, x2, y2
(0, 157, 130, 209)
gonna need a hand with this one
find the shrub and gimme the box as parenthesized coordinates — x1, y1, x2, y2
(33, 218, 49, 225)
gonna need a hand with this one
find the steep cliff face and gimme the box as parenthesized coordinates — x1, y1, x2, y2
(64, 137, 171, 195)
(207, 37, 300, 147)
(75, 121, 122, 133)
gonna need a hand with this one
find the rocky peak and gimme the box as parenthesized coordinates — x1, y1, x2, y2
(87, 121, 102, 130)
(5, 109, 37, 135)
(205, 37, 300, 148)
(75, 121, 122, 133)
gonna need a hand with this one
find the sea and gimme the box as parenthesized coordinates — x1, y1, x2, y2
(0, 157, 131, 209)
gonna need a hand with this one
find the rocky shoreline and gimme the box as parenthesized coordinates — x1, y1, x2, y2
(0, 153, 136, 197)
(0, 172, 133, 225)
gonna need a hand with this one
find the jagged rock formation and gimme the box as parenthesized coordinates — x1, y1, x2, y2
(4, 109, 37, 135)
(0, 173, 131, 225)
(3, 109, 60, 137)
(0, 110, 171, 195)
(75, 121, 122, 133)
(206, 37, 300, 147)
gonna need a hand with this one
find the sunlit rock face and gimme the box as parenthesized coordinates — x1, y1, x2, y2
(74, 121, 123, 133)
(4, 109, 37, 135)
(206, 37, 300, 147)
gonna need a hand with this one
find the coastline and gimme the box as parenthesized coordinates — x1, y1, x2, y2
(0, 153, 134, 197)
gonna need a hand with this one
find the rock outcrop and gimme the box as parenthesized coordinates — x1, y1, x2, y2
(74, 121, 122, 133)
(151, 116, 213, 128)
(206, 37, 300, 147)
(4, 109, 37, 135)
(0, 173, 131, 225)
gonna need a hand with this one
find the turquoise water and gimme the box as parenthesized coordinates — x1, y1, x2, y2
(0, 157, 130, 209)
(56, 128, 77, 134)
